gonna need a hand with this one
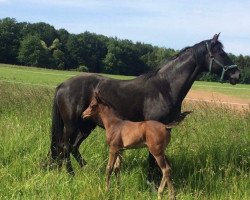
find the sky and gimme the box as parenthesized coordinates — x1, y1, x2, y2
(0, 0, 249, 55)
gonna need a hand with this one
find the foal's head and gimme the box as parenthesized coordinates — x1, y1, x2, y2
(82, 92, 110, 119)
(82, 92, 100, 119)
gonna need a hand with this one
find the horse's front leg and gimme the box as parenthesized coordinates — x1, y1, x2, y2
(70, 131, 87, 167)
(70, 120, 96, 167)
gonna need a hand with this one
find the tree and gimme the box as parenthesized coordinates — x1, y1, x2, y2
(103, 49, 122, 74)
(66, 32, 108, 72)
(52, 49, 66, 70)
(57, 28, 70, 45)
(20, 22, 58, 46)
(0, 18, 22, 63)
(18, 35, 50, 67)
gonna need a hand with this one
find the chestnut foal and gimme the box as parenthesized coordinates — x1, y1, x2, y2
(82, 93, 190, 200)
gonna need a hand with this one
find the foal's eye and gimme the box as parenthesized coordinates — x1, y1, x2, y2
(91, 104, 97, 109)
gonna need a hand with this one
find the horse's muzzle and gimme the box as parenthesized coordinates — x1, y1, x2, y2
(229, 70, 240, 85)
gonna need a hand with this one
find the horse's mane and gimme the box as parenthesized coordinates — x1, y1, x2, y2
(137, 39, 224, 81)
(138, 46, 192, 81)
(171, 47, 192, 60)
(138, 67, 161, 80)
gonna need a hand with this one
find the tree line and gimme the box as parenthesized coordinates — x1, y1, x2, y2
(0, 17, 249, 83)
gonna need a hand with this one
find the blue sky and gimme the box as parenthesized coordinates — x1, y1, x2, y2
(0, 0, 249, 55)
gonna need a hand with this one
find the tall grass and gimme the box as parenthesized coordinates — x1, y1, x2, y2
(0, 82, 249, 200)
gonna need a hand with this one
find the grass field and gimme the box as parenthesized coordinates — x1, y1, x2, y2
(1, 63, 250, 99)
(0, 64, 249, 199)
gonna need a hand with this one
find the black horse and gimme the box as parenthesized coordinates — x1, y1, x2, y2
(48, 34, 240, 181)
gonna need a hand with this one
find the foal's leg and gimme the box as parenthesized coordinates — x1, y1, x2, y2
(106, 148, 119, 191)
(114, 153, 122, 186)
(147, 152, 162, 185)
(153, 154, 175, 200)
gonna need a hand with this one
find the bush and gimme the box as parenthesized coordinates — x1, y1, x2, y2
(77, 65, 89, 72)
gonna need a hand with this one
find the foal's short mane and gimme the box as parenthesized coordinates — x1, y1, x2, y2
(98, 95, 124, 120)
(95, 92, 125, 119)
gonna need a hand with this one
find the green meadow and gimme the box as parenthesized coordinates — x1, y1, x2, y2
(0, 64, 249, 199)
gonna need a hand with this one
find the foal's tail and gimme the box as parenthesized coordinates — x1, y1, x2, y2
(166, 111, 192, 128)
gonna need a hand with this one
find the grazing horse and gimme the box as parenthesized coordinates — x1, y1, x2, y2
(48, 34, 240, 180)
(82, 92, 191, 199)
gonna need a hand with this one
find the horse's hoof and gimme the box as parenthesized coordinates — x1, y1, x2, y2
(79, 160, 87, 168)
(83, 160, 87, 166)
(68, 171, 75, 177)
(40, 158, 58, 170)
(146, 180, 157, 193)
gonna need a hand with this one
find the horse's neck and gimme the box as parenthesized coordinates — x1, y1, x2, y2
(99, 105, 121, 130)
(159, 51, 201, 103)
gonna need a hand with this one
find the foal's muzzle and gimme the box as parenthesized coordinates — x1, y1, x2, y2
(82, 114, 90, 119)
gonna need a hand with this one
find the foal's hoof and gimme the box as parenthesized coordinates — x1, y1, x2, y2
(170, 194, 176, 200)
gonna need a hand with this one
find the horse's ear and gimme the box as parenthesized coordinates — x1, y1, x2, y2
(211, 33, 220, 44)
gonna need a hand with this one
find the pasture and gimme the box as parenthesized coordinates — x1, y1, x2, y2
(0, 64, 249, 199)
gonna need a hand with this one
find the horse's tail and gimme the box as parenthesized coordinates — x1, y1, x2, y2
(166, 111, 192, 129)
(50, 89, 64, 160)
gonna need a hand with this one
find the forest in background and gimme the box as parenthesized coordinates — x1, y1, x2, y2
(0, 17, 249, 83)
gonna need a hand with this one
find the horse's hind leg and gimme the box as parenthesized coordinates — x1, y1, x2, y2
(70, 120, 96, 167)
(63, 124, 77, 176)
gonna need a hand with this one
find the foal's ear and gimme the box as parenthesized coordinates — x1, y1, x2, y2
(211, 33, 220, 45)
(93, 91, 102, 103)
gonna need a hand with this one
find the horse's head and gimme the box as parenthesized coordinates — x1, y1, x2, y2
(204, 33, 240, 84)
